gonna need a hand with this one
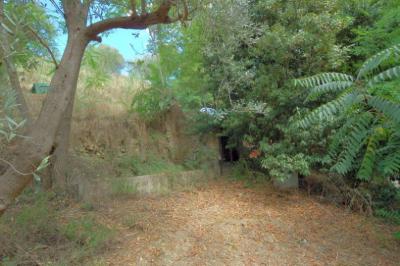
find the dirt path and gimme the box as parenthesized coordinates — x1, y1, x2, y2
(95, 180, 399, 266)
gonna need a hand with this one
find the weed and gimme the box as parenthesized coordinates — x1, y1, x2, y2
(116, 152, 184, 176)
(81, 202, 96, 211)
(183, 146, 219, 171)
(62, 216, 113, 250)
(111, 179, 138, 196)
(231, 160, 249, 181)
(0, 191, 114, 265)
(375, 209, 400, 225)
(394, 231, 400, 241)
(229, 160, 269, 188)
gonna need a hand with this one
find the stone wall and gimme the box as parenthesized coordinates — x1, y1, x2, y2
(78, 170, 214, 203)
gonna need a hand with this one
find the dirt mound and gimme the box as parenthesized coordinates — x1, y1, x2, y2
(93, 180, 400, 265)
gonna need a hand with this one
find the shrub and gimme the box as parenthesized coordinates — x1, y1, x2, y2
(0, 191, 113, 265)
(261, 153, 310, 181)
(294, 44, 400, 181)
(62, 216, 113, 251)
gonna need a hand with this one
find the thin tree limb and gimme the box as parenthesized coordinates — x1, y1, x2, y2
(49, 0, 65, 18)
(0, 21, 12, 34)
(26, 25, 58, 69)
(0, 158, 32, 176)
(82, 0, 92, 19)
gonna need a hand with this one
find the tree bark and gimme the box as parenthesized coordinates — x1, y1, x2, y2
(48, 99, 74, 189)
(0, 28, 88, 214)
(0, 0, 32, 125)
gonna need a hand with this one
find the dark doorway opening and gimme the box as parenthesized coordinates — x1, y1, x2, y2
(220, 136, 239, 162)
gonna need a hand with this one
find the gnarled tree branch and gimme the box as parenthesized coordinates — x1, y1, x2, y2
(85, 0, 187, 41)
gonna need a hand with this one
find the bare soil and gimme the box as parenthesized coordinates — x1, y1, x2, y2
(92, 179, 399, 266)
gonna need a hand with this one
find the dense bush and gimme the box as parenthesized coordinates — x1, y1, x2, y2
(128, 0, 399, 225)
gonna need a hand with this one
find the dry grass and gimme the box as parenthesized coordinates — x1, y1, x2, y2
(0, 191, 114, 265)
(20, 63, 198, 161)
(85, 179, 400, 266)
(2, 179, 398, 265)
(21, 63, 143, 153)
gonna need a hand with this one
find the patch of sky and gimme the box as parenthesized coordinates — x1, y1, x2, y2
(41, 0, 150, 69)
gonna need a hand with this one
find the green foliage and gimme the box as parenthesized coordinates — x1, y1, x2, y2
(111, 179, 138, 196)
(3, 1, 57, 67)
(370, 181, 400, 238)
(261, 153, 310, 181)
(85, 45, 126, 75)
(394, 231, 400, 241)
(130, 19, 212, 120)
(231, 159, 267, 187)
(0, 191, 113, 265)
(351, 0, 400, 63)
(380, 132, 400, 176)
(62, 217, 112, 250)
(131, 86, 173, 121)
(183, 145, 219, 171)
(295, 92, 359, 128)
(81, 202, 96, 212)
(0, 83, 26, 143)
(368, 96, 400, 124)
(375, 209, 400, 225)
(357, 43, 400, 79)
(117, 153, 184, 176)
(81, 44, 126, 91)
(295, 73, 354, 88)
(295, 44, 400, 180)
(13, 192, 58, 240)
(331, 112, 372, 177)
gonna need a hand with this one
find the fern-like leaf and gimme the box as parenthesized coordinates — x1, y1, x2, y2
(308, 81, 354, 99)
(368, 96, 400, 124)
(296, 92, 359, 128)
(357, 43, 400, 79)
(332, 112, 373, 175)
(376, 130, 400, 176)
(357, 129, 381, 180)
(295, 72, 354, 88)
(368, 66, 400, 86)
(381, 152, 400, 176)
(328, 115, 358, 159)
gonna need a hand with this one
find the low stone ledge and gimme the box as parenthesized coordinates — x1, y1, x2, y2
(78, 170, 211, 202)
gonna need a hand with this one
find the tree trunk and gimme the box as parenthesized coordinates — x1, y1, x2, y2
(48, 99, 74, 189)
(40, 109, 72, 191)
(0, 0, 32, 125)
(0, 30, 88, 214)
(0, 0, 187, 216)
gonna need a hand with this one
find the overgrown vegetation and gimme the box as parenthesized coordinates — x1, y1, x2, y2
(127, 0, 400, 229)
(116, 153, 184, 176)
(0, 191, 112, 265)
(1, 0, 399, 263)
